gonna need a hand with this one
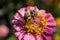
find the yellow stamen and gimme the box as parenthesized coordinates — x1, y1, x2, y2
(25, 12, 47, 35)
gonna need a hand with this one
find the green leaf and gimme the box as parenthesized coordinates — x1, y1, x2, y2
(7, 35, 17, 40)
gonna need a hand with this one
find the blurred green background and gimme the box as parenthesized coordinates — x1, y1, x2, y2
(0, 0, 60, 40)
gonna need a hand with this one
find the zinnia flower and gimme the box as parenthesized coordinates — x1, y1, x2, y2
(0, 25, 9, 37)
(12, 6, 56, 40)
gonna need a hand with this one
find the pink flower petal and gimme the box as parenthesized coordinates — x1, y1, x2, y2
(18, 8, 26, 17)
(14, 32, 20, 37)
(47, 21, 56, 26)
(12, 20, 25, 32)
(23, 33, 35, 40)
(37, 10, 46, 16)
(26, 6, 39, 11)
(13, 25, 21, 31)
(44, 26, 56, 34)
(45, 13, 54, 21)
(36, 35, 43, 40)
(42, 34, 52, 40)
(18, 32, 25, 40)
(45, 13, 56, 26)
(48, 18, 55, 22)
(12, 19, 24, 26)
(14, 13, 24, 22)
(39, 10, 46, 13)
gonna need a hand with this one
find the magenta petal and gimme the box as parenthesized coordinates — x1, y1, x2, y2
(14, 32, 20, 37)
(48, 18, 55, 22)
(18, 8, 26, 16)
(18, 32, 25, 40)
(39, 10, 46, 13)
(47, 21, 56, 26)
(12, 19, 24, 26)
(36, 35, 43, 40)
(14, 13, 24, 21)
(38, 10, 46, 16)
(45, 13, 54, 20)
(12, 20, 24, 31)
(44, 26, 56, 34)
(23, 33, 35, 40)
(13, 25, 21, 31)
(42, 34, 52, 40)
(26, 6, 39, 11)
(45, 13, 56, 26)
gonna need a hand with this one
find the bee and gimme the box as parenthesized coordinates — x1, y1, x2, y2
(24, 11, 32, 20)
(30, 10, 37, 17)
(24, 10, 37, 20)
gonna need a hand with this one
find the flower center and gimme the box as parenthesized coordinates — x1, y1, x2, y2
(24, 11, 47, 35)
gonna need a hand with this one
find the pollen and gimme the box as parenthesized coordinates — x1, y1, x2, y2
(24, 11, 47, 35)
